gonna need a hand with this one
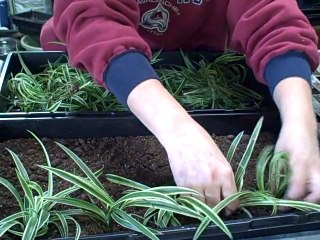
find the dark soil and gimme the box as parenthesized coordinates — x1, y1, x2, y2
(0, 131, 278, 239)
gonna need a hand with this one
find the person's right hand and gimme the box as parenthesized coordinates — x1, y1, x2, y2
(127, 79, 238, 212)
(162, 121, 239, 212)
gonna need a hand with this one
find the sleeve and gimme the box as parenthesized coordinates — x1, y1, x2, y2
(43, 0, 159, 105)
(40, 18, 67, 51)
(227, 0, 319, 93)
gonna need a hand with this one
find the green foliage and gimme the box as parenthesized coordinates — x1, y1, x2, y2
(231, 117, 264, 191)
(6, 51, 261, 112)
(0, 131, 84, 240)
(41, 144, 233, 239)
(7, 54, 126, 112)
(231, 118, 320, 216)
(2, 117, 320, 240)
(256, 145, 290, 198)
(156, 51, 262, 110)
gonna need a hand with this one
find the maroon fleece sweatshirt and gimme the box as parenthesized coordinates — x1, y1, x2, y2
(41, 0, 319, 105)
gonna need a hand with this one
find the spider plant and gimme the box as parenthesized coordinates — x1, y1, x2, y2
(191, 117, 264, 239)
(4, 115, 320, 240)
(226, 117, 320, 216)
(193, 116, 320, 238)
(156, 51, 262, 110)
(6, 53, 126, 112)
(0, 131, 89, 240)
(37, 116, 270, 240)
(6, 51, 261, 112)
(36, 117, 273, 240)
(239, 146, 320, 216)
(41, 140, 238, 240)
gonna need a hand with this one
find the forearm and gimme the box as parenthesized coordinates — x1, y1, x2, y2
(127, 79, 238, 209)
(127, 79, 201, 146)
(273, 77, 320, 203)
(273, 77, 317, 130)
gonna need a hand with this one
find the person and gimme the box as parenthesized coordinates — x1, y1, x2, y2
(40, 0, 320, 213)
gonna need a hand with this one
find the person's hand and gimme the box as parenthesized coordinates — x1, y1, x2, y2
(273, 77, 320, 203)
(127, 79, 238, 211)
(162, 122, 239, 212)
(275, 119, 320, 203)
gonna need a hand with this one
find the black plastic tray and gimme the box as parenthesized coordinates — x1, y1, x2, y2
(297, 0, 320, 25)
(53, 211, 320, 240)
(299, 0, 320, 9)
(1, 52, 318, 240)
(302, 8, 320, 25)
(11, 11, 52, 36)
(0, 51, 279, 140)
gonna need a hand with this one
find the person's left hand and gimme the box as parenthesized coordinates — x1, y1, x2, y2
(275, 118, 320, 203)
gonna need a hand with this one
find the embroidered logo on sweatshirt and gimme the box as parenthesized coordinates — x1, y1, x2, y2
(138, 0, 204, 35)
(140, 2, 170, 33)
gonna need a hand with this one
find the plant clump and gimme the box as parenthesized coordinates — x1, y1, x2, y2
(5, 51, 262, 112)
(2, 118, 320, 240)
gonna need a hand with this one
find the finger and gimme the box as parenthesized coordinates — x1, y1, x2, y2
(204, 187, 222, 209)
(304, 172, 320, 203)
(188, 186, 206, 203)
(285, 169, 308, 200)
(221, 179, 239, 216)
(203, 179, 222, 208)
(304, 192, 320, 204)
(179, 186, 202, 201)
(281, 169, 308, 212)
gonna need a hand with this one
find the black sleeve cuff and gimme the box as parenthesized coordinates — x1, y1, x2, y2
(264, 51, 312, 95)
(104, 51, 160, 106)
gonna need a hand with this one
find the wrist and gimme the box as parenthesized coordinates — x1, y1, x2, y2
(159, 117, 209, 149)
(104, 51, 159, 106)
(127, 79, 200, 146)
(273, 77, 317, 129)
(265, 51, 311, 95)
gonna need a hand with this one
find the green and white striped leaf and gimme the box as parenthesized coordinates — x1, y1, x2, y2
(16, 170, 34, 208)
(235, 117, 263, 191)
(46, 197, 106, 220)
(0, 220, 23, 237)
(226, 131, 244, 163)
(22, 216, 38, 240)
(0, 177, 23, 210)
(53, 212, 69, 237)
(256, 145, 274, 192)
(194, 191, 249, 239)
(41, 166, 113, 206)
(178, 197, 231, 239)
(6, 148, 30, 181)
(106, 174, 149, 190)
(28, 131, 53, 197)
(112, 209, 160, 240)
(148, 186, 199, 196)
(35, 210, 50, 235)
(120, 199, 202, 219)
(56, 143, 109, 194)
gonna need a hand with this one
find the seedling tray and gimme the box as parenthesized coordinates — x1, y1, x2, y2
(0, 51, 280, 140)
(1, 51, 319, 240)
(298, 0, 320, 9)
(53, 210, 320, 239)
(302, 8, 320, 25)
(11, 11, 52, 36)
(297, 0, 320, 25)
